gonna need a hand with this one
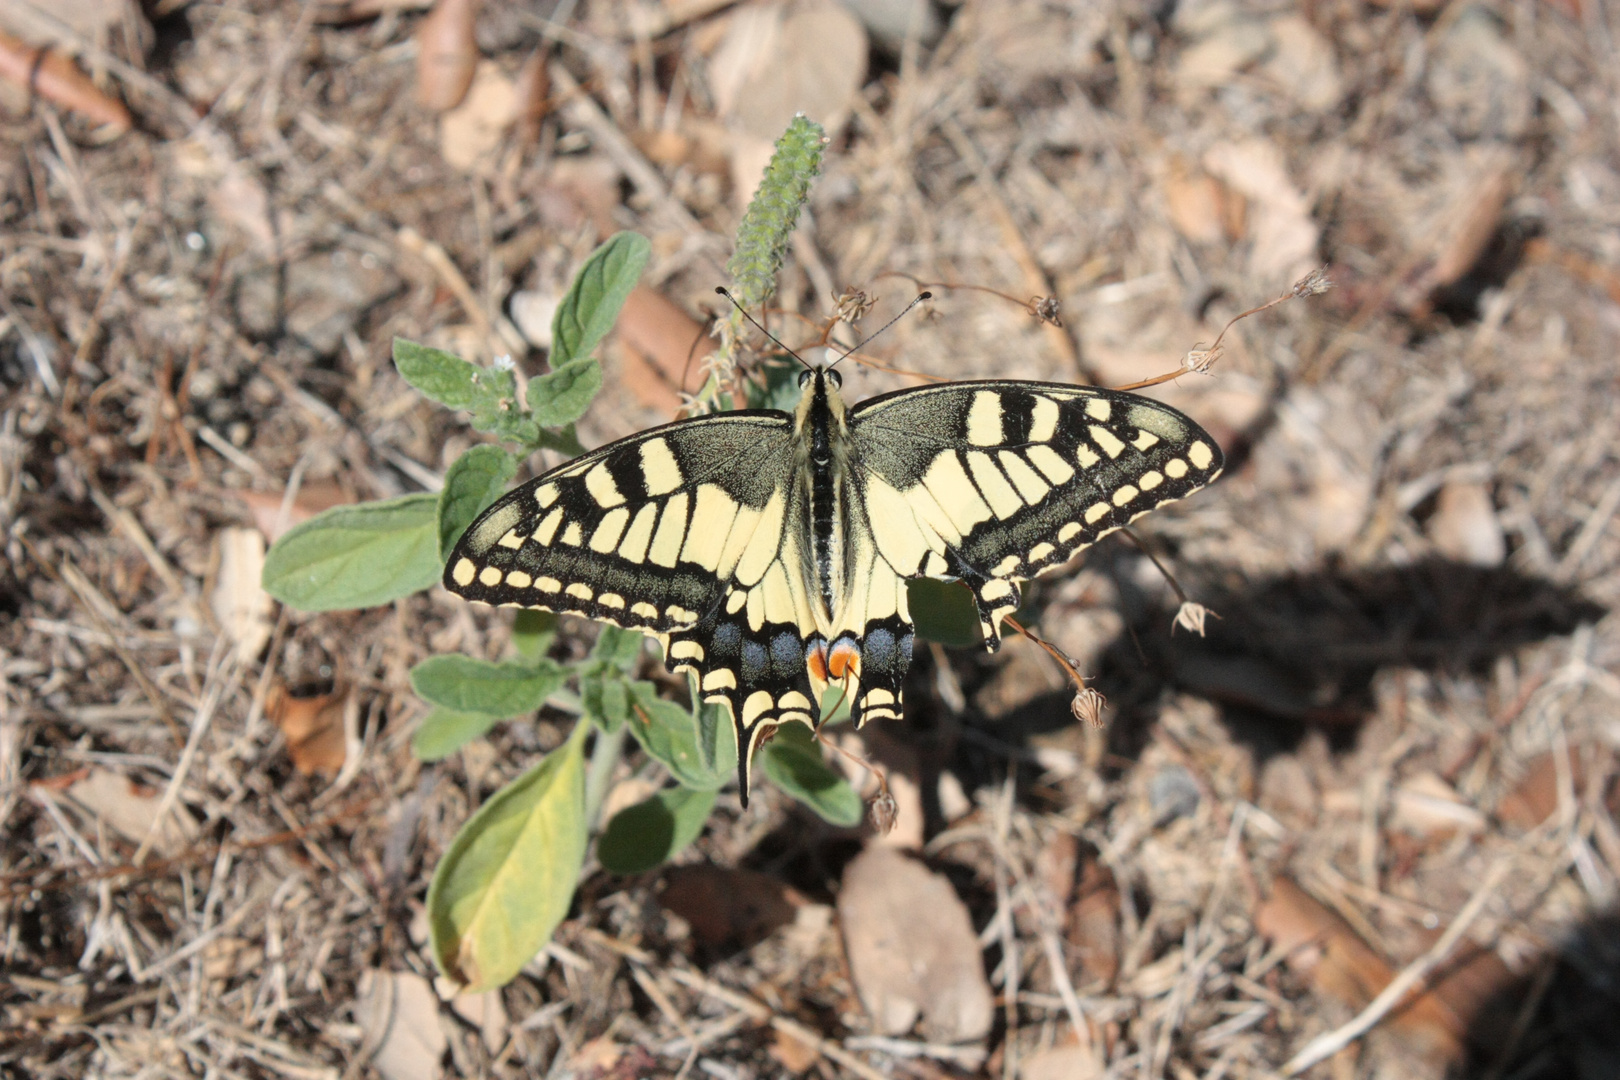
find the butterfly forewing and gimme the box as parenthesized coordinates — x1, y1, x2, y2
(849, 381, 1224, 641)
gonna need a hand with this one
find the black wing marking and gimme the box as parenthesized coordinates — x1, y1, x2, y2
(443, 409, 817, 804)
(849, 380, 1224, 646)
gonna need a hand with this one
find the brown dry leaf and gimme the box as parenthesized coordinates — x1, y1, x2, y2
(1070, 858, 1121, 988)
(1427, 481, 1506, 567)
(355, 969, 447, 1080)
(613, 286, 705, 415)
(1390, 771, 1486, 837)
(267, 683, 349, 775)
(1497, 748, 1586, 830)
(212, 526, 271, 657)
(61, 768, 199, 858)
(1259, 14, 1343, 114)
(511, 48, 549, 141)
(1020, 1042, 1104, 1080)
(1203, 139, 1321, 287)
(439, 60, 517, 173)
(768, 1026, 821, 1074)
(659, 865, 806, 948)
(236, 480, 353, 544)
(1404, 156, 1515, 312)
(837, 846, 994, 1041)
(1255, 877, 1466, 1063)
(709, 0, 867, 201)
(1164, 161, 1232, 246)
(1172, 8, 1271, 96)
(415, 0, 480, 112)
(0, 32, 131, 133)
(207, 163, 276, 257)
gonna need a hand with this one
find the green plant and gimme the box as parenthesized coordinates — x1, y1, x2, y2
(261, 122, 866, 992)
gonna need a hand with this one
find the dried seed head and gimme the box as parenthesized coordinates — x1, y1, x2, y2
(869, 789, 899, 835)
(834, 287, 876, 323)
(1173, 601, 1217, 636)
(1183, 344, 1221, 375)
(1028, 296, 1064, 327)
(1071, 686, 1107, 727)
(1292, 267, 1333, 297)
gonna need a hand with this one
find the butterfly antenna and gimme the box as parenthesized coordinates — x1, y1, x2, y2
(829, 291, 931, 370)
(715, 287, 811, 371)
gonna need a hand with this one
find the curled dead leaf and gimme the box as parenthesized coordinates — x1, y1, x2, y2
(267, 682, 349, 775)
(415, 0, 480, 111)
(659, 864, 805, 948)
(838, 846, 994, 1042)
(614, 286, 706, 414)
(0, 33, 131, 133)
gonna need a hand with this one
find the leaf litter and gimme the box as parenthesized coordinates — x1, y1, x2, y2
(4, 0, 1620, 1077)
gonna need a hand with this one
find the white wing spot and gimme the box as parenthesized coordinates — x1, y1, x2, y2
(631, 601, 660, 620)
(478, 566, 501, 587)
(1086, 397, 1112, 421)
(1086, 502, 1110, 524)
(598, 593, 625, 609)
(1029, 542, 1055, 562)
(1058, 522, 1082, 542)
(589, 508, 629, 553)
(1133, 430, 1161, 451)
(561, 522, 583, 547)
(1029, 395, 1060, 442)
(536, 484, 559, 508)
(993, 554, 1021, 576)
(1027, 444, 1075, 484)
(1090, 426, 1126, 458)
(1139, 470, 1164, 491)
(640, 438, 684, 496)
(1165, 458, 1189, 479)
(1188, 440, 1215, 470)
(565, 583, 593, 601)
(1112, 484, 1139, 507)
(506, 571, 532, 588)
(452, 558, 476, 586)
(533, 506, 564, 544)
(585, 462, 625, 508)
(1076, 443, 1101, 468)
(966, 391, 1004, 446)
(537, 576, 561, 593)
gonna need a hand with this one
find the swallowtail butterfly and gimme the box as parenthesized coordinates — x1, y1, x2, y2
(445, 357, 1223, 803)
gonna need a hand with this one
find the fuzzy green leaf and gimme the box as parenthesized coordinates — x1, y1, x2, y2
(762, 723, 862, 826)
(597, 786, 716, 875)
(410, 655, 569, 718)
(551, 232, 652, 366)
(427, 721, 588, 991)
(510, 609, 557, 662)
(438, 445, 517, 561)
(413, 707, 503, 761)
(627, 683, 727, 790)
(907, 578, 983, 647)
(527, 360, 603, 428)
(261, 493, 441, 612)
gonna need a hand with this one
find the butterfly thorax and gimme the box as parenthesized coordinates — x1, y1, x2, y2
(793, 367, 853, 628)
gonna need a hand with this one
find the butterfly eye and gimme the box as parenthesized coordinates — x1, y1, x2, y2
(797, 369, 814, 389)
(826, 369, 843, 389)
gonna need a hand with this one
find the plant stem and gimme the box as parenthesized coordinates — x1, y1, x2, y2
(583, 721, 627, 829)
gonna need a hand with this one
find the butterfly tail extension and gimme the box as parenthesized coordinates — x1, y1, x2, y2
(663, 591, 820, 807)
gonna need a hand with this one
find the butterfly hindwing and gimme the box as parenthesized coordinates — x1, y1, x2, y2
(849, 380, 1224, 644)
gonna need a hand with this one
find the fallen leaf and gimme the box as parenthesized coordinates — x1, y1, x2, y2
(207, 163, 276, 257)
(709, 0, 867, 200)
(659, 864, 806, 948)
(1020, 1042, 1103, 1080)
(60, 769, 199, 857)
(355, 969, 447, 1080)
(267, 683, 349, 775)
(1255, 877, 1465, 1064)
(1497, 748, 1587, 829)
(1203, 138, 1321, 287)
(236, 480, 353, 543)
(768, 1026, 820, 1073)
(1259, 14, 1343, 113)
(1164, 161, 1232, 246)
(1069, 858, 1121, 988)
(0, 32, 131, 133)
(212, 527, 272, 657)
(439, 60, 517, 172)
(838, 845, 994, 1041)
(415, 0, 480, 112)
(1403, 154, 1517, 313)
(1173, 12, 1271, 95)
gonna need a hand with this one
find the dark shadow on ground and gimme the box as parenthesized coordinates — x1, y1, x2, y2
(951, 549, 1605, 782)
(1458, 907, 1620, 1080)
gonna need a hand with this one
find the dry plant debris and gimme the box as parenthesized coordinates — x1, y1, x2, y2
(4, 0, 1620, 1077)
